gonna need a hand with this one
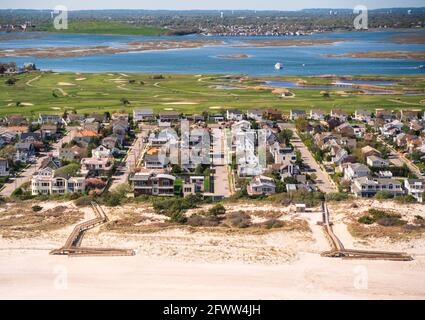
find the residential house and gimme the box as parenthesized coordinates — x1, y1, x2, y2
(88, 112, 108, 123)
(14, 142, 35, 163)
(111, 112, 129, 121)
(351, 177, 404, 198)
(226, 109, 244, 121)
(59, 145, 87, 162)
(82, 121, 100, 133)
(112, 120, 129, 136)
(400, 109, 421, 122)
(92, 145, 112, 158)
(361, 146, 381, 159)
(40, 124, 58, 140)
(66, 113, 85, 124)
(263, 108, 282, 121)
(81, 157, 114, 175)
(289, 110, 306, 121)
(20, 132, 42, 143)
(102, 135, 120, 150)
(246, 109, 264, 121)
(31, 167, 85, 196)
(130, 171, 176, 196)
(309, 109, 326, 121)
(159, 111, 180, 122)
(335, 123, 355, 138)
(344, 163, 371, 181)
(133, 109, 155, 122)
(0, 159, 9, 177)
(208, 114, 225, 122)
(231, 120, 251, 133)
(4, 115, 27, 126)
(73, 130, 99, 144)
(354, 110, 372, 122)
(367, 156, 389, 168)
(38, 114, 63, 125)
(404, 179, 425, 203)
(375, 109, 394, 122)
(144, 148, 166, 169)
(183, 176, 205, 197)
(330, 109, 349, 121)
(247, 175, 276, 196)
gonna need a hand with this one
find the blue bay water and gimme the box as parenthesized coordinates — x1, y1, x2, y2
(0, 30, 424, 75)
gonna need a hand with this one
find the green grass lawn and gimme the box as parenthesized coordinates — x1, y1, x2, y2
(37, 21, 167, 36)
(0, 72, 424, 118)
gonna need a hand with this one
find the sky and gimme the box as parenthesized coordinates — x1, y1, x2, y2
(0, 0, 424, 11)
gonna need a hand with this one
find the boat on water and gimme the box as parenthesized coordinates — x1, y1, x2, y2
(275, 63, 283, 70)
(419, 65, 425, 69)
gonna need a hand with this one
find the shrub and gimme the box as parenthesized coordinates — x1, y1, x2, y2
(31, 205, 43, 212)
(375, 191, 394, 200)
(169, 212, 187, 224)
(325, 192, 349, 202)
(228, 211, 252, 228)
(358, 215, 375, 225)
(187, 214, 220, 227)
(208, 204, 226, 217)
(376, 217, 407, 227)
(394, 195, 417, 204)
(262, 218, 284, 229)
(75, 195, 93, 207)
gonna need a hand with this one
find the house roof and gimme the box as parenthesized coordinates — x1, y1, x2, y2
(77, 130, 98, 137)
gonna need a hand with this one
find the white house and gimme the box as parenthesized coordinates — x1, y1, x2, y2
(246, 109, 263, 121)
(0, 159, 9, 177)
(289, 110, 306, 121)
(31, 167, 85, 196)
(226, 109, 244, 121)
(247, 175, 276, 196)
(92, 145, 112, 158)
(344, 163, 371, 181)
(133, 109, 155, 122)
(404, 179, 425, 203)
(367, 155, 389, 168)
(354, 110, 372, 122)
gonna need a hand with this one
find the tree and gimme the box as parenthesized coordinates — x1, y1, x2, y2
(295, 116, 309, 133)
(5, 78, 17, 86)
(278, 129, 293, 145)
(120, 97, 130, 106)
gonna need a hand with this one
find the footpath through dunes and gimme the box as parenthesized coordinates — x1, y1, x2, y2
(50, 202, 135, 257)
(320, 202, 413, 261)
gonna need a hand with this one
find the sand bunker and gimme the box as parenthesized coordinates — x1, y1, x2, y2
(75, 78, 87, 81)
(57, 82, 76, 86)
(164, 108, 174, 111)
(20, 103, 34, 106)
(209, 106, 223, 109)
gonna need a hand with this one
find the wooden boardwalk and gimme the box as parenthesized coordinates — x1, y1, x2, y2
(320, 202, 413, 262)
(50, 202, 135, 257)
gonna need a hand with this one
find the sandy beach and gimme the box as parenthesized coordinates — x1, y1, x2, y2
(0, 199, 424, 300)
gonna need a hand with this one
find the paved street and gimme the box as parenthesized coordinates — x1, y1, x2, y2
(291, 130, 338, 194)
(0, 133, 70, 197)
(377, 136, 423, 177)
(109, 131, 147, 191)
(210, 128, 232, 198)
